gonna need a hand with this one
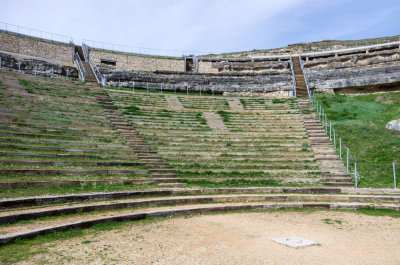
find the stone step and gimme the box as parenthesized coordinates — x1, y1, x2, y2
(149, 168, 175, 173)
(151, 174, 180, 178)
(157, 183, 187, 187)
(0, 144, 134, 154)
(324, 182, 354, 187)
(0, 168, 148, 176)
(0, 151, 138, 160)
(324, 178, 353, 182)
(0, 160, 141, 166)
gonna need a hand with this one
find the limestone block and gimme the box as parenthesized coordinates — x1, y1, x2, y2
(386, 120, 400, 131)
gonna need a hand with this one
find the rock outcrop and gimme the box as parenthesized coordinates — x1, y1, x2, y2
(99, 68, 294, 94)
(0, 52, 78, 79)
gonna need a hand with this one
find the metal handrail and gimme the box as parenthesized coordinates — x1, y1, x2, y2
(82, 43, 90, 62)
(0, 21, 73, 43)
(83, 39, 209, 58)
(289, 53, 296, 97)
(89, 59, 103, 84)
(82, 43, 105, 85)
(299, 54, 311, 98)
(74, 52, 85, 82)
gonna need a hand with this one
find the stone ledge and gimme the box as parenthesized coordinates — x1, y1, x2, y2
(1, 202, 399, 245)
(2, 194, 400, 225)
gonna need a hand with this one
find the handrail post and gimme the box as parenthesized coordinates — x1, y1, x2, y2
(346, 148, 349, 172)
(289, 53, 296, 97)
(325, 115, 328, 133)
(333, 129, 336, 148)
(355, 162, 358, 188)
(394, 162, 397, 189)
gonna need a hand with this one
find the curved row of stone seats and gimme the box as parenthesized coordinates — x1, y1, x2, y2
(106, 89, 326, 186)
(99, 69, 293, 94)
(1, 187, 400, 245)
(0, 72, 163, 189)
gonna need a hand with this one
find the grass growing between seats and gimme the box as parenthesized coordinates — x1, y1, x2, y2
(183, 179, 323, 188)
(0, 182, 158, 198)
(315, 92, 400, 188)
(0, 80, 6, 90)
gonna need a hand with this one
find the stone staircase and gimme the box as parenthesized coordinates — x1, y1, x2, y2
(87, 82, 185, 188)
(82, 62, 97, 82)
(75, 45, 97, 83)
(298, 98, 353, 187)
(292, 56, 308, 98)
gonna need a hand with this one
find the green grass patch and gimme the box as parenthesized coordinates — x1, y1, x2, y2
(272, 99, 286, 104)
(0, 80, 6, 90)
(216, 110, 230, 122)
(316, 92, 400, 187)
(122, 105, 141, 115)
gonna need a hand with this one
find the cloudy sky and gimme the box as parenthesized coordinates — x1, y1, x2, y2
(1, 0, 399, 55)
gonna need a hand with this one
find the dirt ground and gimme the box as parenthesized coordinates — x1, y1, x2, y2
(17, 210, 400, 265)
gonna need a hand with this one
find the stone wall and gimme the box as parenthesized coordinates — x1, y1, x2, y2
(0, 31, 74, 66)
(90, 48, 292, 74)
(198, 60, 218, 73)
(90, 49, 184, 72)
(0, 52, 79, 80)
(99, 68, 293, 94)
(304, 47, 400, 91)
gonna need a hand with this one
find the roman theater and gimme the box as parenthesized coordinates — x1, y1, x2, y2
(0, 23, 399, 264)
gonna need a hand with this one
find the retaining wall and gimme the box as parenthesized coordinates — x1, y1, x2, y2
(90, 48, 291, 74)
(0, 30, 73, 66)
(90, 49, 184, 72)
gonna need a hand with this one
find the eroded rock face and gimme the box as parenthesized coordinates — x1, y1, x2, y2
(0, 52, 78, 79)
(386, 120, 400, 131)
(304, 47, 400, 92)
(99, 68, 294, 94)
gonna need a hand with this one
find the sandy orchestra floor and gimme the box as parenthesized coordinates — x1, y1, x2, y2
(18, 211, 400, 265)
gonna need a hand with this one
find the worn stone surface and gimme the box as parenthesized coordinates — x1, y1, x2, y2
(202, 112, 228, 132)
(306, 65, 400, 91)
(273, 236, 319, 248)
(99, 69, 293, 94)
(0, 52, 78, 79)
(227, 98, 244, 111)
(386, 119, 400, 131)
(165, 95, 184, 110)
(304, 47, 400, 91)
